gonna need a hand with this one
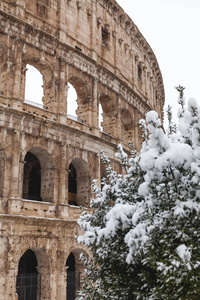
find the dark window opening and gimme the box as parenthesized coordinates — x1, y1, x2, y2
(23, 152, 42, 201)
(66, 253, 78, 300)
(68, 163, 77, 206)
(102, 27, 109, 47)
(16, 250, 40, 300)
(75, 46, 82, 52)
(138, 65, 142, 81)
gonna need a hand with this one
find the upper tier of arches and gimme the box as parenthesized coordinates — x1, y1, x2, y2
(0, 0, 164, 114)
(0, 42, 151, 148)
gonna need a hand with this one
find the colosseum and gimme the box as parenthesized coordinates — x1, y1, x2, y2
(0, 0, 164, 299)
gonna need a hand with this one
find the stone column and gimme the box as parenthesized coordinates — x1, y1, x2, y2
(57, 267, 67, 300)
(112, 30, 117, 70)
(12, 43, 23, 100)
(76, 96, 91, 125)
(57, 59, 68, 123)
(18, 148, 26, 199)
(58, 144, 67, 204)
(87, 96, 94, 128)
(115, 107, 122, 140)
(93, 153, 101, 188)
(91, 78, 99, 131)
(4, 267, 18, 300)
(0, 269, 6, 299)
(49, 266, 58, 300)
(43, 78, 58, 113)
(3, 156, 12, 199)
(134, 108, 139, 150)
(53, 167, 60, 205)
(36, 266, 51, 300)
(10, 132, 20, 198)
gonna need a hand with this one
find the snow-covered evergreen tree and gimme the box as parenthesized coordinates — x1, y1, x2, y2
(77, 87, 200, 300)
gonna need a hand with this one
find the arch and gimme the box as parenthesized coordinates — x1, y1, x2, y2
(121, 109, 134, 143)
(24, 64, 44, 107)
(16, 249, 39, 300)
(16, 248, 51, 300)
(22, 56, 56, 111)
(68, 158, 91, 207)
(99, 94, 114, 113)
(67, 76, 90, 124)
(22, 147, 54, 202)
(23, 151, 42, 201)
(66, 252, 76, 300)
(65, 248, 88, 300)
(68, 76, 88, 100)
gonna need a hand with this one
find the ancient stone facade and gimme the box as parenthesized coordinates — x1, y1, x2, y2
(0, 0, 164, 299)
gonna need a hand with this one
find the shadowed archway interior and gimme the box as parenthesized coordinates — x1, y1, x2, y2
(16, 250, 39, 300)
(66, 253, 76, 300)
(23, 152, 42, 201)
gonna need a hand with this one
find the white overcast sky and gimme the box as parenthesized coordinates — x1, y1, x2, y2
(117, 0, 200, 126)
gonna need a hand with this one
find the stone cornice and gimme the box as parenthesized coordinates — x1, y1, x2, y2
(0, 213, 77, 227)
(0, 104, 120, 153)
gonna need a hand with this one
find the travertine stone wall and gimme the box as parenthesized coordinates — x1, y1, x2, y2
(0, 0, 164, 299)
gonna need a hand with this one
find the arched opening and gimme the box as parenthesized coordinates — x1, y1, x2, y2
(16, 250, 39, 300)
(68, 158, 91, 207)
(99, 103, 103, 131)
(22, 148, 54, 202)
(67, 83, 78, 120)
(66, 253, 76, 300)
(67, 76, 90, 124)
(65, 249, 87, 300)
(121, 109, 134, 143)
(24, 64, 44, 108)
(23, 152, 42, 201)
